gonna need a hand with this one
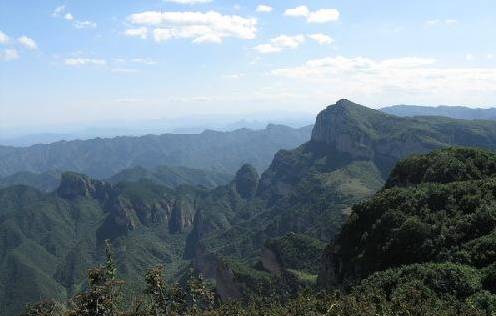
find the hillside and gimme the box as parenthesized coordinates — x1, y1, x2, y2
(0, 170, 62, 192)
(382, 104, 496, 120)
(0, 124, 313, 178)
(0, 173, 204, 315)
(317, 147, 496, 314)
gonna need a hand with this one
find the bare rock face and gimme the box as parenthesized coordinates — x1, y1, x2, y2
(311, 99, 375, 160)
(260, 247, 282, 275)
(317, 245, 342, 289)
(234, 164, 259, 199)
(168, 199, 194, 234)
(57, 172, 114, 202)
(133, 200, 172, 226)
(215, 261, 243, 300)
(192, 245, 243, 300)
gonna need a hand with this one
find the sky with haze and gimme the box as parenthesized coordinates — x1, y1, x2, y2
(1, 0, 496, 131)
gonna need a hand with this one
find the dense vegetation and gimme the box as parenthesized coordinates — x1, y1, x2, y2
(318, 147, 496, 314)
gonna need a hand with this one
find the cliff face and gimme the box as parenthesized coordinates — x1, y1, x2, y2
(311, 99, 376, 160)
(310, 99, 441, 168)
(169, 200, 194, 234)
(57, 172, 114, 202)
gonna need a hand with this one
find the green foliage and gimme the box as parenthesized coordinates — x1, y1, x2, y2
(264, 233, 326, 274)
(66, 241, 123, 316)
(386, 147, 496, 187)
(317, 147, 496, 315)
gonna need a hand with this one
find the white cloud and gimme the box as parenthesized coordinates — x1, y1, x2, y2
(307, 33, 334, 45)
(64, 58, 107, 66)
(272, 34, 305, 48)
(153, 28, 175, 42)
(308, 9, 340, 23)
(18, 36, 37, 50)
(0, 30, 10, 44)
(124, 27, 148, 39)
(253, 44, 281, 54)
(256, 5, 273, 13)
(284, 5, 309, 17)
(64, 13, 74, 21)
(1, 49, 19, 61)
(284, 6, 339, 23)
(165, 0, 212, 4)
(128, 10, 257, 44)
(254, 34, 305, 54)
(52, 5, 66, 18)
(74, 20, 97, 29)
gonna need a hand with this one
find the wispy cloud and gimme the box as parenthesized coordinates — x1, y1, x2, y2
(52, 6, 97, 30)
(64, 58, 107, 66)
(1, 48, 19, 61)
(0, 30, 10, 44)
(18, 36, 37, 50)
(254, 34, 305, 54)
(124, 27, 148, 39)
(307, 34, 334, 45)
(74, 20, 97, 29)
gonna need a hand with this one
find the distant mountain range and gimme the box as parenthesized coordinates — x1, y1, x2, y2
(0, 112, 315, 147)
(382, 104, 496, 120)
(0, 124, 313, 179)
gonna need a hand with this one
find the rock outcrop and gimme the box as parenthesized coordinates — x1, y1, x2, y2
(169, 199, 194, 234)
(234, 164, 259, 199)
(57, 172, 114, 202)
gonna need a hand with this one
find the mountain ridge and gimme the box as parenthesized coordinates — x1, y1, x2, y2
(0, 124, 313, 178)
(382, 104, 496, 120)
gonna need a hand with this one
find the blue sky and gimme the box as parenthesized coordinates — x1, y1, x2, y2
(0, 0, 495, 130)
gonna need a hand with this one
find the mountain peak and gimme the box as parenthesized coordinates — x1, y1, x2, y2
(334, 98, 357, 108)
(311, 100, 388, 158)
